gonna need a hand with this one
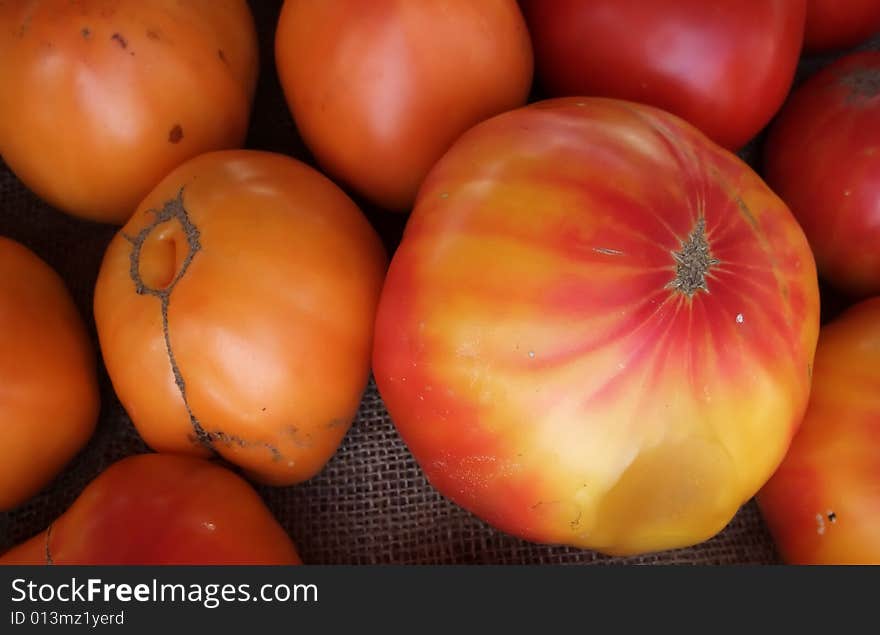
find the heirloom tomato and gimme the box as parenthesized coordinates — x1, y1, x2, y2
(0, 237, 99, 511)
(0, 0, 259, 224)
(373, 98, 820, 556)
(275, 0, 533, 212)
(520, 0, 806, 150)
(0, 453, 301, 564)
(804, 0, 880, 52)
(764, 52, 880, 298)
(93, 150, 387, 486)
(758, 298, 880, 564)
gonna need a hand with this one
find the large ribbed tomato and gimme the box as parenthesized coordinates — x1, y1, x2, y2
(764, 52, 880, 298)
(758, 298, 880, 564)
(373, 98, 820, 556)
(94, 150, 387, 486)
(0, 237, 99, 511)
(520, 0, 806, 151)
(0, 453, 301, 564)
(275, 0, 533, 212)
(0, 0, 258, 224)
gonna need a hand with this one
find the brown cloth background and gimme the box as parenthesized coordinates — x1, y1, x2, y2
(0, 1, 874, 564)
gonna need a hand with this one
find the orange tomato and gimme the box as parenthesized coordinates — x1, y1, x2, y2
(758, 298, 880, 564)
(0, 237, 99, 511)
(0, 453, 301, 564)
(94, 150, 387, 486)
(275, 0, 534, 212)
(373, 98, 820, 555)
(0, 0, 259, 224)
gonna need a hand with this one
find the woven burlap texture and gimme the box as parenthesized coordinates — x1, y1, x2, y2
(2, 1, 876, 564)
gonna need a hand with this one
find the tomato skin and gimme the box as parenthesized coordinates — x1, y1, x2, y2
(804, 0, 880, 52)
(0, 0, 259, 224)
(275, 0, 533, 212)
(758, 299, 880, 564)
(0, 237, 99, 511)
(93, 150, 387, 486)
(373, 98, 820, 556)
(520, 0, 806, 151)
(764, 52, 880, 298)
(0, 453, 301, 564)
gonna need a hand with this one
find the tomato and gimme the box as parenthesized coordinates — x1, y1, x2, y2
(93, 150, 387, 486)
(0, 453, 301, 564)
(0, 237, 98, 511)
(0, 0, 259, 224)
(764, 52, 880, 298)
(520, 0, 806, 151)
(758, 298, 880, 564)
(373, 98, 820, 556)
(804, 0, 880, 52)
(275, 0, 533, 212)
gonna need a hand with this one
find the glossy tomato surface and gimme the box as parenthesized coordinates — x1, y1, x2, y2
(764, 52, 880, 298)
(0, 0, 259, 224)
(0, 237, 99, 511)
(0, 453, 301, 564)
(373, 98, 820, 556)
(94, 150, 387, 486)
(521, 0, 806, 150)
(804, 0, 880, 52)
(758, 298, 880, 564)
(275, 0, 533, 212)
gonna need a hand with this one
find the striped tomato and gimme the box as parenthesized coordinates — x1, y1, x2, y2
(373, 98, 820, 556)
(758, 298, 880, 564)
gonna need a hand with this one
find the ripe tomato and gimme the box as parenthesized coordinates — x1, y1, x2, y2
(0, 0, 259, 224)
(0, 237, 99, 511)
(764, 52, 880, 298)
(94, 150, 387, 486)
(275, 0, 533, 212)
(0, 453, 301, 564)
(520, 0, 806, 151)
(758, 299, 880, 564)
(804, 0, 880, 52)
(373, 98, 820, 556)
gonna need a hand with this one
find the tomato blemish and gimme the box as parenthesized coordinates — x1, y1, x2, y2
(169, 124, 184, 144)
(111, 32, 127, 49)
(841, 66, 880, 100)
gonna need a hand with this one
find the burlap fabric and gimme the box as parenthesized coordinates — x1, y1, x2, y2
(0, 1, 874, 564)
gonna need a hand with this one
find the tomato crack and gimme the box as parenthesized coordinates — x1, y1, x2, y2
(205, 430, 282, 463)
(124, 189, 211, 449)
(45, 522, 54, 565)
(124, 190, 289, 467)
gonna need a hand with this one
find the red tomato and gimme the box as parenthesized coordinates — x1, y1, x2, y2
(0, 453, 301, 564)
(275, 0, 534, 212)
(373, 98, 820, 556)
(94, 150, 387, 486)
(804, 0, 880, 52)
(520, 0, 806, 150)
(0, 0, 259, 224)
(0, 237, 99, 511)
(764, 52, 880, 298)
(758, 298, 880, 564)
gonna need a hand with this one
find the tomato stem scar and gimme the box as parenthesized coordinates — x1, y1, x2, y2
(666, 217, 719, 296)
